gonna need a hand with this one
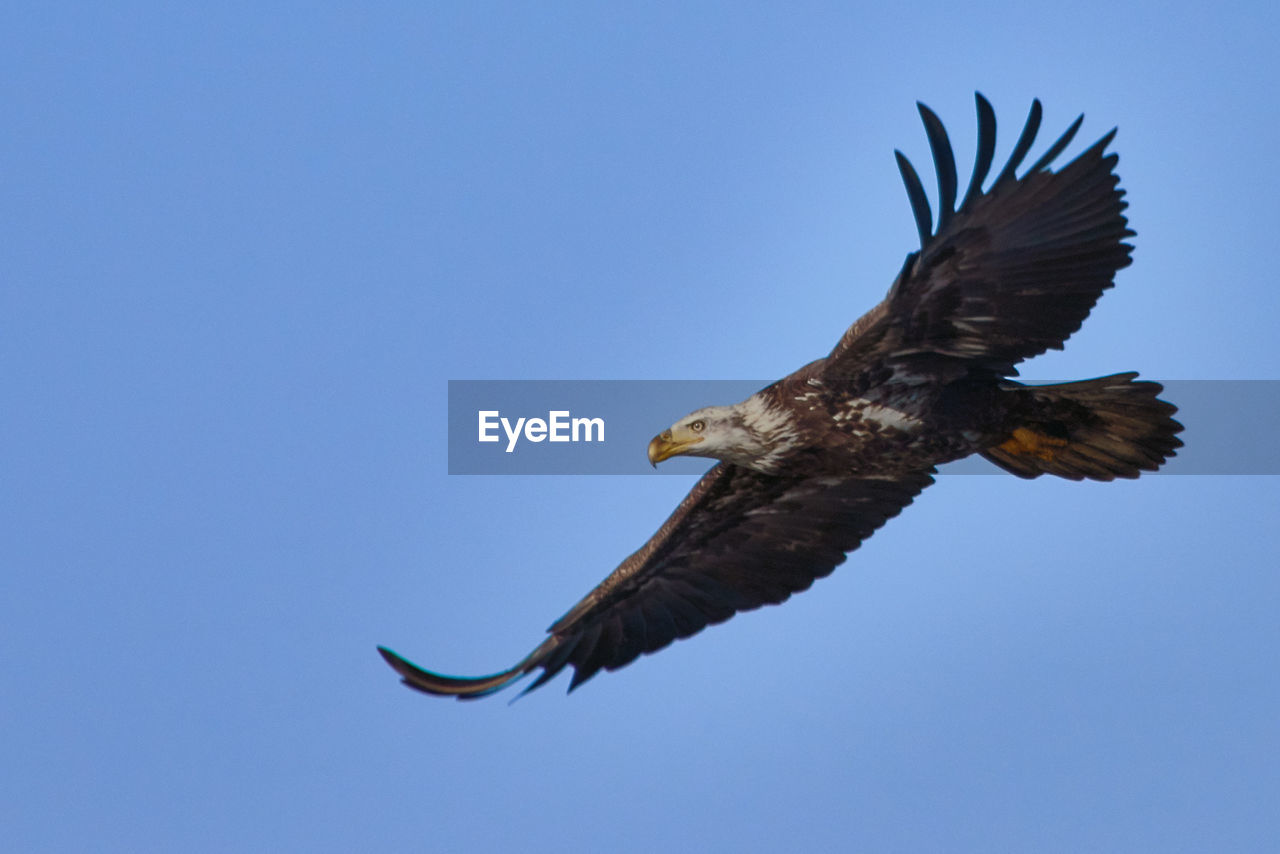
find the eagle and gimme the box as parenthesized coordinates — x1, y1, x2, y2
(379, 94, 1182, 699)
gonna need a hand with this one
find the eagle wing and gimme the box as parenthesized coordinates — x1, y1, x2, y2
(825, 94, 1133, 383)
(379, 464, 934, 698)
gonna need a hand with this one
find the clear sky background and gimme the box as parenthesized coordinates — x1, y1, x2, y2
(4, 3, 1279, 852)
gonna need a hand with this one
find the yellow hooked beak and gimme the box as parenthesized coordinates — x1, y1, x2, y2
(647, 428, 704, 466)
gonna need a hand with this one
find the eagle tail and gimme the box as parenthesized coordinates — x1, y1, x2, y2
(981, 373, 1182, 481)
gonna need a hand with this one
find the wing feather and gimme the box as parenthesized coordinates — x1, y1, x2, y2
(992, 99, 1043, 189)
(895, 150, 933, 249)
(959, 93, 997, 212)
(917, 102, 958, 233)
(1027, 114, 1084, 175)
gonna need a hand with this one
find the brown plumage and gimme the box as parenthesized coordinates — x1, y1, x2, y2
(379, 94, 1182, 699)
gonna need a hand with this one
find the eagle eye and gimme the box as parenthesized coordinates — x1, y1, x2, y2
(689, 419, 705, 432)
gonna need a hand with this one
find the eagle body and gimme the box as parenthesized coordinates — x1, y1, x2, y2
(379, 95, 1183, 699)
(738, 370, 1003, 478)
(679, 375, 966, 479)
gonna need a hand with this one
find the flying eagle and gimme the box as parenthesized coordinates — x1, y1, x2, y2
(379, 94, 1182, 699)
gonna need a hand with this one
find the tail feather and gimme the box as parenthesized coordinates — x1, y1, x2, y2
(982, 372, 1182, 481)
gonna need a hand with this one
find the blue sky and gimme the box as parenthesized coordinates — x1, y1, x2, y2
(4, 3, 1279, 852)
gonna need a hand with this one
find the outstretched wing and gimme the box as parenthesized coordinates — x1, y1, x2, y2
(826, 94, 1133, 382)
(379, 464, 934, 699)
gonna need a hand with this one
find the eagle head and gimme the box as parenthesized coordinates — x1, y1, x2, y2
(647, 397, 798, 473)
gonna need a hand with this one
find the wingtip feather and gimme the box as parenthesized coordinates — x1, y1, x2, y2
(993, 98, 1044, 188)
(916, 101, 958, 231)
(895, 150, 933, 249)
(376, 645, 529, 699)
(1028, 113, 1084, 173)
(960, 92, 998, 211)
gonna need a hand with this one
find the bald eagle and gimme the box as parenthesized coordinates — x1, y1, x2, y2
(379, 94, 1182, 699)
